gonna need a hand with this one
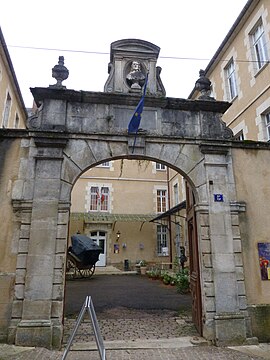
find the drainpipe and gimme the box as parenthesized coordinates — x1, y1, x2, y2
(167, 167, 173, 268)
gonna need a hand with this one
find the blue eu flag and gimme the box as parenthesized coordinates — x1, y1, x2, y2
(128, 73, 148, 134)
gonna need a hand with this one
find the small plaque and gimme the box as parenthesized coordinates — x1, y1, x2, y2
(214, 194, 223, 202)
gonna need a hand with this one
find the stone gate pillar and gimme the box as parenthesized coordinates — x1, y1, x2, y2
(198, 144, 251, 345)
(13, 137, 69, 349)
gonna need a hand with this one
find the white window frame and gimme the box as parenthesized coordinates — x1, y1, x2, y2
(264, 112, 270, 141)
(2, 92, 11, 128)
(225, 60, 237, 100)
(155, 162, 166, 171)
(89, 185, 110, 212)
(156, 189, 167, 213)
(251, 22, 268, 71)
(97, 162, 111, 168)
(157, 225, 168, 256)
(173, 183, 179, 206)
(234, 130, 244, 141)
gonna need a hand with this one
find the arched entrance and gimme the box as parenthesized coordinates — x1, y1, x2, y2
(1, 39, 251, 349)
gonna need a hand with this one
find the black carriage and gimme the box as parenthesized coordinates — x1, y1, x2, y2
(66, 234, 102, 279)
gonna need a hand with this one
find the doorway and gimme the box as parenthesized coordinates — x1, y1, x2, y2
(90, 231, 106, 266)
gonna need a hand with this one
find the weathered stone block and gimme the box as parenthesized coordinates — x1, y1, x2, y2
(11, 180, 24, 200)
(57, 211, 69, 224)
(19, 225, 30, 239)
(233, 238, 242, 253)
(234, 253, 244, 266)
(16, 319, 52, 348)
(52, 284, 63, 301)
(248, 304, 270, 342)
(35, 160, 62, 179)
(22, 300, 51, 319)
(215, 313, 247, 346)
(11, 300, 23, 318)
(15, 284, 24, 300)
(34, 179, 61, 199)
(237, 280, 246, 295)
(26, 255, 54, 276)
(204, 282, 215, 297)
(239, 295, 247, 310)
(202, 253, 212, 267)
(55, 239, 66, 253)
(18, 239, 28, 253)
(24, 275, 53, 300)
(57, 224, 67, 239)
(205, 297, 216, 312)
(53, 269, 63, 284)
(201, 239, 211, 253)
(15, 269, 26, 284)
(54, 254, 64, 269)
(16, 254, 27, 269)
(51, 301, 63, 318)
(202, 268, 213, 282)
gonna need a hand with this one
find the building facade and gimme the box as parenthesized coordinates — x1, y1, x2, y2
(189, 0, 270, 142)
(189, 0, 270, 341)
(0, 27, 27, 129)
(70, 159, 186, 269)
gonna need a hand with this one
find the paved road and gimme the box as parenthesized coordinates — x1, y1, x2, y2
(64, 273, 192, 316)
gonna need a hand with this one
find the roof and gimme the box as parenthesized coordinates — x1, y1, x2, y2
(0, 27, 28, 119)
(150, 200, 186, 222)
(188, 0, 258, 99)
(71, 212, 156, 223)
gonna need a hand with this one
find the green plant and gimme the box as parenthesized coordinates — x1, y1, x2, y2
(176, 268, 190, 293)
(139, 260, 147, 267)
(162, 271, 171, 285)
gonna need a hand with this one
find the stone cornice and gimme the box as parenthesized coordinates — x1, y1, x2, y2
(30, 87, 231, 114)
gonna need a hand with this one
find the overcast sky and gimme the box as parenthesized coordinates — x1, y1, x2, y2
(1, 0, 248, 108)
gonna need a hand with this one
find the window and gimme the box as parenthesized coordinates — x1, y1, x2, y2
(156, 162, 166, 171)
(173, 183, 179, 206)
(14, 113, 19, 128)
(234, 130, 244, 141)
(251, 22, 268, 70)
(265, 112, 270, 141)
(90, 186, 109, 211)
(157, 189, 167, 213)
(97, 162, 110, 168)
(2, 93, 11, 128)
(157, 225, 168, 256)
(225, 60, 237, 100)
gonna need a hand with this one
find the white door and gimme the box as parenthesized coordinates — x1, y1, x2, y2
(90, 231, 106, 267)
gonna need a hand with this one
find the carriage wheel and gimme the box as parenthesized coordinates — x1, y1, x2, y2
(78, 264, 95, 278)
(66, 259, 80, 279)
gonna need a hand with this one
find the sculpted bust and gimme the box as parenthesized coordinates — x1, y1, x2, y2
(126, 60, 145, 89)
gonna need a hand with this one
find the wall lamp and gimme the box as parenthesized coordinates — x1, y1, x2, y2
(116, 231, 121, 241)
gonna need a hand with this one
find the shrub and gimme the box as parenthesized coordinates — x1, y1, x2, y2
(176, 268, 190, 293)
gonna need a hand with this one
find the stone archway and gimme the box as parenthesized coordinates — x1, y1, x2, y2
(1, 39, 251, 349)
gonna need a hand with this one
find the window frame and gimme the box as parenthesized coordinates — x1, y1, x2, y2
(264, 112, 270, 141)
(225, 59, 237, 101)
(89, 185, 109, 212)
(156, 189, 167, 213)
(251, 21, 268, 71)
(155, 162, 166, 171)
(157, 224, 168, 256)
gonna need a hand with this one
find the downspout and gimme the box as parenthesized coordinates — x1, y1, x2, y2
(167, 167, 173, 268)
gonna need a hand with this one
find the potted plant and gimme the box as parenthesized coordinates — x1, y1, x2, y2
(139, 260, 147, 275)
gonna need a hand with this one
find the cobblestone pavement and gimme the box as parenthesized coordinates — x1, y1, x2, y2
(63, 307, 199, 343)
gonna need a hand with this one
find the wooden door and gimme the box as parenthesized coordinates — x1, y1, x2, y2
(186, 181, 202, 335)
